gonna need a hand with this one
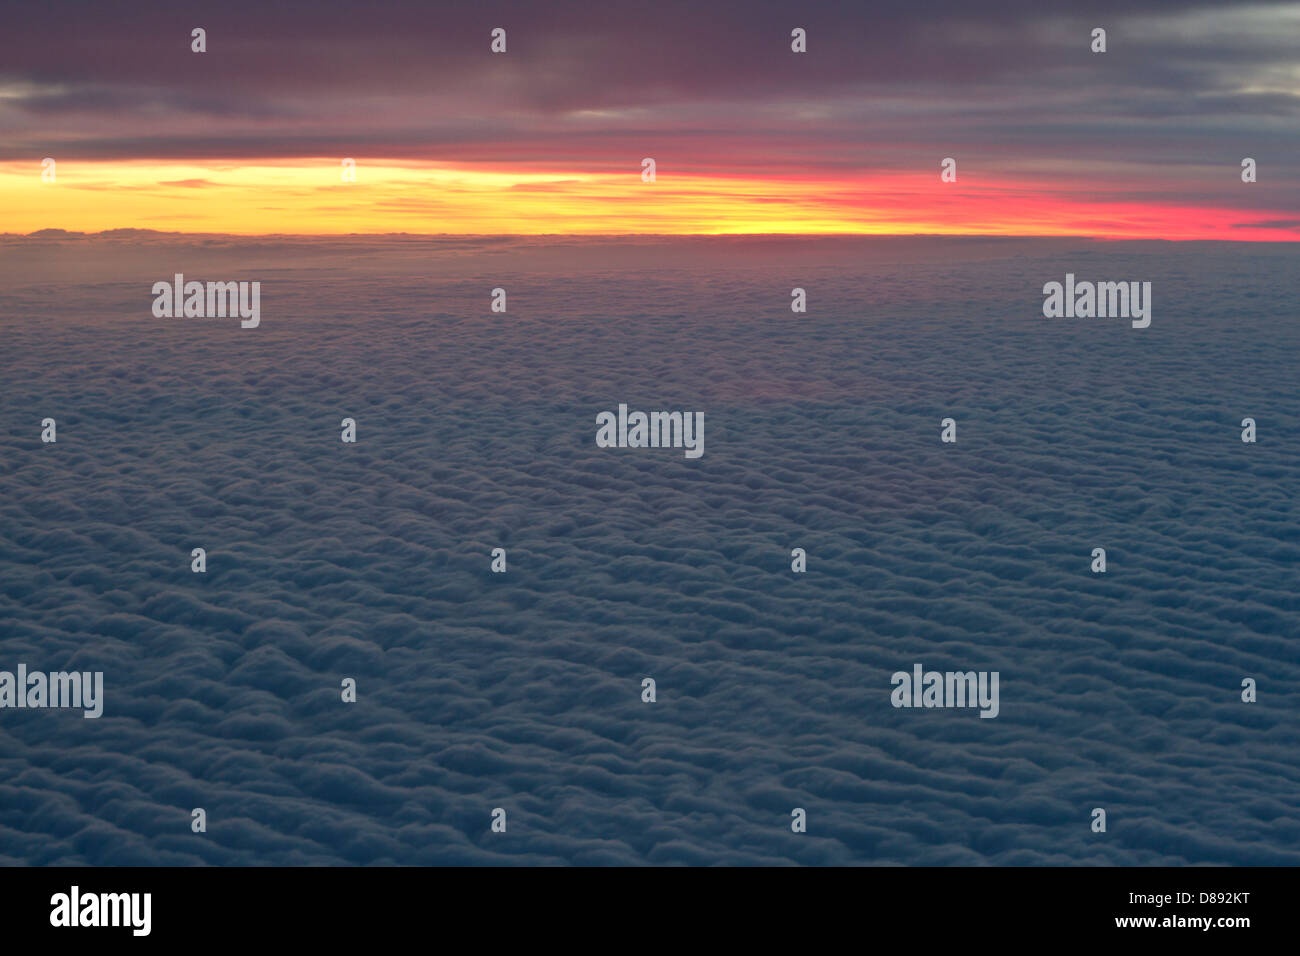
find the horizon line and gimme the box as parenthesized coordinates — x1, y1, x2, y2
(7, 229, 1292, 243)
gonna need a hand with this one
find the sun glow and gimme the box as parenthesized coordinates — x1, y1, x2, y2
(1, 159, 1295, 239)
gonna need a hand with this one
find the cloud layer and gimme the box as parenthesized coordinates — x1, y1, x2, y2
(0, 234, 1297, 864)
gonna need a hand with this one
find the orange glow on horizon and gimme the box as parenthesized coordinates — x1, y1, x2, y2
(1, 159, 1295, 240)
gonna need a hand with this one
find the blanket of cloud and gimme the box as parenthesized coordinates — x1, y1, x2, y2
(0, 234, 1297, 866)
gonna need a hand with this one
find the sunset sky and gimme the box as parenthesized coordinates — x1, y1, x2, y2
(2, 0, 1297, 238)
